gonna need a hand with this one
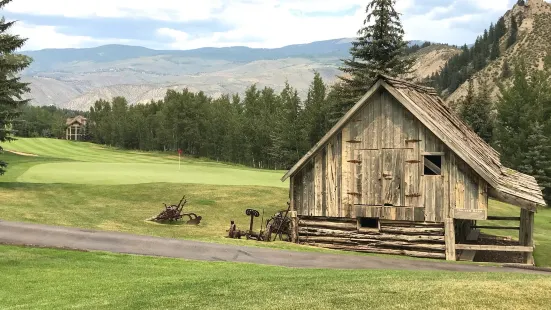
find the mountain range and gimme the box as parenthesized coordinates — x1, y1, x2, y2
(21, 39, 446, 111)
(22, 0, 551, 112)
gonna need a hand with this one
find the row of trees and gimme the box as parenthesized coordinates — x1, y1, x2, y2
(459, 63, 551, 203)
(11, 105, 83, 138)
(87, 73, 334, 170)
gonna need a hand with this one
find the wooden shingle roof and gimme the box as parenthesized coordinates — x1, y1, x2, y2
(282, 75, 545, 209)
(66, 115, 87, 126)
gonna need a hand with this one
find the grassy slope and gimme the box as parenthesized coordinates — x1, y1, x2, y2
(2, 138, 286, 187)
(2, 245, 551, 310)
(1, 138, 551, 265)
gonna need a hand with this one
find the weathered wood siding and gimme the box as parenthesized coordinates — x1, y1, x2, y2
(448, 152, 488, 220)
(293, 134, 342, 217)
(291, 88, 488, 222)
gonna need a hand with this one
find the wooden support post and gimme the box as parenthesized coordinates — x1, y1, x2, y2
(519, 209, 535, 265)
(444, 218, 456, 261)
(289, 176, 298, 243)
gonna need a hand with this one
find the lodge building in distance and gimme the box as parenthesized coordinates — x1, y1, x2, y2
(282, 75, 545, 264)
(65, 115, 87, 141)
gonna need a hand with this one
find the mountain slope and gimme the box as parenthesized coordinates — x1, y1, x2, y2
(20, 39, 447, 110)
(446, 0, 551, 104)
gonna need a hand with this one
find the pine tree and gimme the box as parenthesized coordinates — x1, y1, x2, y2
(507, 16, 518, 48)
(495, 63, 551, 204)
(520, 121, 551, 204)
(332, 0, 414, 120)
(460, 79, 494, 143)
(303, 72, 329, 146)
(490, 39, 500, 60)
(0, 0, 33, 175)
(501, 61, 512, 78)
(495, 17, 507, 40)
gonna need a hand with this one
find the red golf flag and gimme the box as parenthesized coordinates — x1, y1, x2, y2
(178, 148, 182, 155)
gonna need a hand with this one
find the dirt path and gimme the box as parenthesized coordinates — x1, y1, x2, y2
(0, 220, 547, 274)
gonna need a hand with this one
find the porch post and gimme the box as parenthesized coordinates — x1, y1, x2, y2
(445, 218, 456, 260)
(519, 209, 535, 265)
(289, 176, 298, 243)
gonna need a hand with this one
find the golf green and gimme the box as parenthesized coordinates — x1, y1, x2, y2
(17, 162, 287, 187)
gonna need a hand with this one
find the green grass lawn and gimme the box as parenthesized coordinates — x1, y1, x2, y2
(1, 245, 551, 310)
(1, 137, 551, 266)
(2, 138, 286, 187)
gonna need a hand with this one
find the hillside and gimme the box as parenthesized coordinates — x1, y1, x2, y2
(446, 0, 551, 104)
(406, 44, 461, 81)
(20, 39, 454, 111)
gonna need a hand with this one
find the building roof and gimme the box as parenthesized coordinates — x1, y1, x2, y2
(281, 75, 545, 209)
(66, 115, 87, 126)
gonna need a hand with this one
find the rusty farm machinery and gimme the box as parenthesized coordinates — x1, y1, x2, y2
(148, 195, 202, 225)
(227, 203, 292, 242)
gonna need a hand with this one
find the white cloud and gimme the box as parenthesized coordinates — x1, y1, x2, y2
(4, 0, 225, 21)
(11, 22, 138, 50)
(3, 0, 526, 50)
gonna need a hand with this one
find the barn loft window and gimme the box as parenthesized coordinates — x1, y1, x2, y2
(424, 155, 442, 175)
(359, 217, 379, 229)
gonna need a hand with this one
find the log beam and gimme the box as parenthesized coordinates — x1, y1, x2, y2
(455, 244, 533, 252)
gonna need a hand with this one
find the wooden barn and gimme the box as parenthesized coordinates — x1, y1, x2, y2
(281, 75, 546, 264)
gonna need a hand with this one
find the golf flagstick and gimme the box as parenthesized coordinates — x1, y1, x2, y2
(178, 148, 182, 170)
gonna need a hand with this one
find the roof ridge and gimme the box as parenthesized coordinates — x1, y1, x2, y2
(379, 74, 438, 95)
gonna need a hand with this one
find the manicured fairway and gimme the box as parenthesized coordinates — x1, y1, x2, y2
(1, 138, 287, 187)
(1, 245, 550, 310)
(17, 162, 286, 187)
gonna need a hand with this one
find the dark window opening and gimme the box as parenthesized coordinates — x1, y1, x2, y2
(424, 155, 442, 175)
(359, 217, 379, 229)
(384, 203, 393, 206)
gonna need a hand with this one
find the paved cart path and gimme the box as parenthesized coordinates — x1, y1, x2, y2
(0, 220, 548, 274)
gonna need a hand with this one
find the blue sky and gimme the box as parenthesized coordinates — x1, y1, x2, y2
(1, 0, 537, 51)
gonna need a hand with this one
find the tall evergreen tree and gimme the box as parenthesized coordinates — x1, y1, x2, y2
(495, 63, 551, 204)
(460, 79, 494, 143)
(507, 16, 518, 48)
(303, 72, 330, 146)
(490, 39, 500, 60)
(0, 0, 32, 175)
(332, 0, 414, 120)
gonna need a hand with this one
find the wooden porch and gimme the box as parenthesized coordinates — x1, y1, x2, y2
(445, 209, 535, 264)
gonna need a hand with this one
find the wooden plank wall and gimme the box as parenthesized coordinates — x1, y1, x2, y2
(292, 88, 490, 222)
(294, 134, 342, 217)
(422, 128, 445, 222)
(448, 153, 488, 220)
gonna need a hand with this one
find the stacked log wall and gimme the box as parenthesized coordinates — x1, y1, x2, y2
(298, 216, 446, 259)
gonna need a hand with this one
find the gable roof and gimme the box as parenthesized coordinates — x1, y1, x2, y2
(66, 115, 87, 126)
(281, 75, 545, 209)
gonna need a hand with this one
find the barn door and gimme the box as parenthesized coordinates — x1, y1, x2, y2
(381, 149, 405, 206)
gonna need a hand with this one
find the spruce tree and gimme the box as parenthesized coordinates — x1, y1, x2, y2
(0, 0, 33, 175)
(332, 0, 414, 120)
(460, 79, 494, 143)
(501, 61, 512, 78)
(303, 72, 329, 146)
(495, 63, 551, 204)
(490, 39, 500, 60)
(507, 16, 518, 48)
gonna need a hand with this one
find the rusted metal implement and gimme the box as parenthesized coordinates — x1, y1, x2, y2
(227, 208, 266, 241)
(263, 203, 292, 241)
(150, 195, 202, 225)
